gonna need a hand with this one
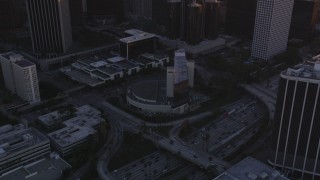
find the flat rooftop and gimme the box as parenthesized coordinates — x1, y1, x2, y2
(125, 29, 145, 36)
(63, 115, 104, 129)
(0, 128, 49, 159)
(282, 64, 320, 80)
(78, 57, 100, 66)
(185, 38, 226, 55)
(98, 66, 122, 75)
(214, 157, 288, 180)
(1, 52, 16, 60)
(115, 61, 139, 69)
(107, 56, 125, 63)
(119, 33, 155, 44)
(0, 124, 25, 138)
(38, 105, 102, 127)
(141, 53, 168, 60)
(75, 104, 101, 116)
(48, 125, 96, 148)
(62, 68, 104, 87)
(0, 154, 71, 180)
(134, 56, 156, 65)
(14, 60, 34, 68)
(38, 111, 70, 127)
(90, 61, 108, 68)
(91, 70, 110, 80)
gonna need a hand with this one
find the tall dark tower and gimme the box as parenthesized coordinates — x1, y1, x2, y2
(204, 0, 220, 39)
(87, 0, 123, 19)
(0, 0, 23, 31)
(225, 0, 257, 39)
(290, 0, 314, 40)
(69, 0, 85, 26)
(271, 64, 320, 179)
(26, 0, 73, 56)
(168, 0, 181, 39)
(185, 1, 203, 45)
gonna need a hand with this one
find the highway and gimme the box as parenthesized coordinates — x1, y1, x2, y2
(99, 101, 231, 171)
(70, 82, 277, 180)
(75, 93, 229, 179)
(109, 97, 267, 180)
(97, 118, 124, 180)
(240, 83, 276, 121)
(164, 98, 267, 179)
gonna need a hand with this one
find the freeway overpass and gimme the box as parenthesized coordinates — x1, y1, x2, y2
(100, 101, 230, 171)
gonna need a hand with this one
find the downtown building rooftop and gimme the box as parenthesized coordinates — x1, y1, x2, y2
(214, 157, 288, 180)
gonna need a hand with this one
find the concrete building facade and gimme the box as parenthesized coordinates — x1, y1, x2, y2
(271, 64, 320, 179)
(0, 127, 50, 175)
(0, 52, 41, 104)
(25, 0, 73, 55)
(251, 0, 294, 61)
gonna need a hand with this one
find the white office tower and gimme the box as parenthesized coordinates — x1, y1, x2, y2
(0, 52, 41, 104)
(174, 49, 189, 84)
(251, 0, 294, 61)
(166, 49, 195, 98)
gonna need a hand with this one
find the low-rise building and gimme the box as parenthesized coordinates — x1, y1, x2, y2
(47, 125, 97, 156)
(214, 156, 288, 180)
(38, 105, 103, 129)
(0, 128, 50, 174)
(0, 124, 25, 138)
(0, 153, 71, 180)
(132, 53, 169, 69)
(44, 105, 104, 156)
(38, 111, 71, 129)
(119, 30, 156, 59)
(65, 55, 141, 86)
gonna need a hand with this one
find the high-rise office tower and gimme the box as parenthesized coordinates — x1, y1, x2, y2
(290, 0, 314, 40)
(271, 64, 320, 179)
(25, 0, 72, 55)
(251, 0, 294, 61)
(127, 0, 152, 18)
(204, 0, 220, 39)
(0, 0, 23, 31)
(167, 0, 181, 39)
(185, 1, 203, 45)
(0, 52, 41, 104)
(225, 0, 257, 39)
(87, 0, 123, 19)
(69, 0, 86, 26)
(166, 49, 194, 98)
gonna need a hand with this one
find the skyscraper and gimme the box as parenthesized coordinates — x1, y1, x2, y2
(225, 0, 257, 39)
(204, 0, 220, 39)
(166, 49, 194, 99)
(69, 0, 86, 26)
(126, 0, 152, 18)
(290, 0, 314, 40)
(26, 0, 72, 55)
(167, 0, 181, 39)
(271, 64, 320, 179)
(185, 1, 203, 45)
(87, 0, 123, 19)
(251, 0, 294, 61)
(0, 0, 23, 31)
(0, 52, 41, 104)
